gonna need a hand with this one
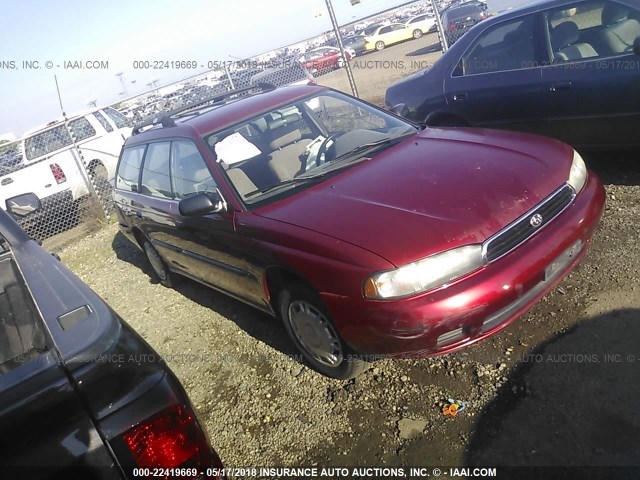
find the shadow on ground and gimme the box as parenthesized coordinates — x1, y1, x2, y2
(111, 231, 299, 359)
(405, 42, 442, 56)
(583, 151, 640, 186)
(466, 308, 640, 476)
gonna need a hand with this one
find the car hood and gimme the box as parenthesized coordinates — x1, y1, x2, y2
(256, 128, 574, 267)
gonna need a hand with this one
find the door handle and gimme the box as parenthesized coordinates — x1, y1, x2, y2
(550, 82, 572, 92)
(452, 92, 468, 101)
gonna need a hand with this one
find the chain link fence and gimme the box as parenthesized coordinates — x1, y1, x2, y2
(0, 109, 127, 243)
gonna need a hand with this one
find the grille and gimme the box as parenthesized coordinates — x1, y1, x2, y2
(483, 184, 575, 263)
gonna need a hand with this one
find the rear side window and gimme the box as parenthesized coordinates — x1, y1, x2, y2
(68, 117, 96, 142)
(92, 111, 114, 133)
(171, 140, 216, 200)
(104, 107, 131, 129)
(24, 125, 72, 160)
(140, 142, 172, 199)
(0, 254, 46, 374)
(116, 145, 146, 192)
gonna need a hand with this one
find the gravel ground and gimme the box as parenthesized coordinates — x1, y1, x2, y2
(50, 34, 640, 473)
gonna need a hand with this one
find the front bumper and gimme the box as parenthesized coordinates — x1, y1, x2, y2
(323, 174, 605, 357)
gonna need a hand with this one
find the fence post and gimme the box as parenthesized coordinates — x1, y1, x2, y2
(324, 0, 359, 98)
(54, 75, 110, 221)
(430, 0, 449, 52)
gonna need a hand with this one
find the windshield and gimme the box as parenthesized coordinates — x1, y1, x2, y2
(205, 90, 416, 205)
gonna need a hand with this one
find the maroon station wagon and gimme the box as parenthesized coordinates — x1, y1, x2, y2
(113, 84, 605, 379)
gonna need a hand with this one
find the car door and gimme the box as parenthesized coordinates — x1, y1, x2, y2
(443, 13, 550, 136)
(134, 140, 185, 270)
(389, 23, 410, 43)
(539, 0, 640, 148)
(167, 139, 268, 310)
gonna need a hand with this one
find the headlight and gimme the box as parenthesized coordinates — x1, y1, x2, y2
(363, 245, 483, 300)
(568, 149, 587, 193)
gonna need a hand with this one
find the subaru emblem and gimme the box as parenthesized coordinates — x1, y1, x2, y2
(530, 214, 543, 228)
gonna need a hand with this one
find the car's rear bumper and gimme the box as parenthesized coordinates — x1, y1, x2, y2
(324, 174, 605, 357)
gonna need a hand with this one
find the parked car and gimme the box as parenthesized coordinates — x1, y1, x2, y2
(250, 62, 316, 87)
(298, 47, 355, 75)
(405, 13, 438, 36)
(441, 2, 488, 44)
(0, 201, 223, 477)
(112, 83, 604, 380)
(386, 0, 640, 150)
(0, 108, 131, 236)
(363, 23, 420, 51)
(324, 34, 368, 56)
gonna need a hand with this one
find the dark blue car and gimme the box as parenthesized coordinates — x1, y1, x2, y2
(385, 0, 640, 150)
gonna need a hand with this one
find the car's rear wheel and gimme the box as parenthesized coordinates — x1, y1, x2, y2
(413, 29, 423, 39)
(142, 239, 176, 288)
(375, 41, 386, 51)
(279, 284, 367, 380)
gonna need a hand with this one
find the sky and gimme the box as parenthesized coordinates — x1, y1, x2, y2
(0, 0, 530, 137)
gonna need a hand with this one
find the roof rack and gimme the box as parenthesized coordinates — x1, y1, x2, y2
(132, 82, 277, 135)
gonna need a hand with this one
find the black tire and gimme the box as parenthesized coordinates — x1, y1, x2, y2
(375, 41, 386, 51)
(278, 284, 367, 380)
(141, 239, 176, 288)
(413, 29, 423, 39)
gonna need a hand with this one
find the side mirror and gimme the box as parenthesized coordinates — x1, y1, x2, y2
(634, 36, 640, 55)
(6, 192, 42, 217)
(391, 103, 409, 117)
(178, 191, 225, 217)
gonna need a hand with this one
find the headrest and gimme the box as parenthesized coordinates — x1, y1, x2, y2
(602, 4, 629, 25)
(266, 112, 301, 131)
(269, 129, 302, 150)
(552, 21, 579, 50)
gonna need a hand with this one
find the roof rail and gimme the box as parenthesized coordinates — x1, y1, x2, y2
(131, 82, 278, 135)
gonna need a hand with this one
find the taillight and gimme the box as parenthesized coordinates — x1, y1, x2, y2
(123, 405, 213, 471)
(50, 163, 67, 184)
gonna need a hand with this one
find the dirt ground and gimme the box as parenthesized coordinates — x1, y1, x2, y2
(52, 34, 640, 476)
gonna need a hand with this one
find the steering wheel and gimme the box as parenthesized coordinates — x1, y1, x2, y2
(315, 131, 344, 167)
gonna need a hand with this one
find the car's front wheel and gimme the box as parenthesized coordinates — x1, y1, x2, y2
(375, 41, 386, 51)
(412, 29, 423, 39)
(279, 285, 367, 380)
(142, 239, 176, 288)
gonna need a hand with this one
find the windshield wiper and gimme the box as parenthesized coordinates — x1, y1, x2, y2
(330, 138, 392, 164)
(322, 132, 415, 167)
(244, 173, 325, 198)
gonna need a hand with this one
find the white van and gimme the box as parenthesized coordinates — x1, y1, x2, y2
(0, 107, 131, 219)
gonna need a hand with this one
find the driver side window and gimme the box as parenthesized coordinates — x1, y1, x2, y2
(305, 95, 387, 132)
(170, 140, 216, 199)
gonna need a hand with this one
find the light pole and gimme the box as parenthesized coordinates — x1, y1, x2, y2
(116, 72, 129, 97)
